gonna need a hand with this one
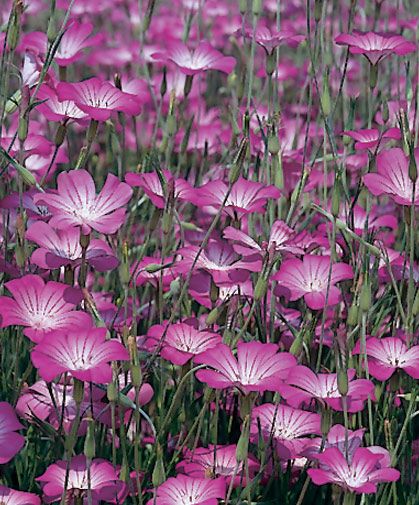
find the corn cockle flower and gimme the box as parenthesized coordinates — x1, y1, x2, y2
(31, 327, 129, 383)
(353, 337, 419, 380)
(145, 321, 222, 366)
(0, 274, 91, 342)
(335, 31, 416, 65)
(148, 474, 226, 505)
(152, 41, 236, 75)
(26, 221, 118, 271)
(273, 255, 353, 310)
(33, 169, 133, 234)
(363, 148, 419, 205)
(194, 342, 296, 394)
(177, 445, 259, 486)
(37, 85, 88, 122)
(56, 77, 140, 120)
(0, 486, 40, 505)
(192, 178, 281, 218)
(0, 402, 25, 464)
(250, 403, 322, 459)
(342, 127, 401, 151)
(37, 455, 127, 504)
(278, 366, 375, 413)
(308, 447, 400, 493)
(54, 21, 103, 66)
(242, 26, 304, 54)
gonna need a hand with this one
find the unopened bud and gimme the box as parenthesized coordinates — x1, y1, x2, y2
(107, 382, 118, 403)
(84, 418, 95, 459)
(206, 307, 219, 325)
(55, 124, 67, 147)
(337, 368, 349, 396)
(252, 0, 262, 15)
(359, 281, 371, 312)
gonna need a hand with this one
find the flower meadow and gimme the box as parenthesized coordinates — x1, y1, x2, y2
(0, 0, 419, 504)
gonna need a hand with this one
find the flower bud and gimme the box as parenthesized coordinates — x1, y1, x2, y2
(268, 134, 280, 155)
(107, 382, 118, 403)
(359, 281, 371, 312)
(254, 276, 268, 301)
(152, 445, 166, 487)
(131, 364, 142, 388)
(347, 304, 358, 326)
(337, 368, 349, 396)
(252, 0, 262, 16)
(84, 418, 95, 460)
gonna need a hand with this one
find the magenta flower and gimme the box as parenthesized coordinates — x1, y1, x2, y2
(31, 327, 129, 383)
(26, 221, 118, 271)
(0, 274, 91, 342)
(243, 26, 304, 54)
(0, 402, 25, 464)
(33, 169, 133, 234)
(37, 84, 88, 122)
(149, 474, 226, 505)
(194, 341, 296, 394)
(177, 239, 261, 283)
(55, 21, 103, 66)
(308, 447, 400, 493)
(56, 78, 140, 120)
(251, 403, 321, 459)
(0, 486, 40, 505)
(273, 255, 353, 310)
(194, 178, 281, 217)
(223, 219, 303, 257)
(335, 31, 416, 65)
(363, 148, 419, 205)
(278, 366, 375, 413)
(152, 41, 236, 75)
(145, 321, 222, 366)
(125, 170, 193, 209)
(343, 127, 400, 151)
(177, 445, 259, 486)
(353, 337, 419, 380)
(37, 455, 127, 504)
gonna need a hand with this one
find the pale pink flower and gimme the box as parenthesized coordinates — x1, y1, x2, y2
(194, 341, 296, 394)
(33, 169, 133, 234)
(335, 31, 416, 65)
(177, 445, 259, 486)
(0, 402, 25, 464)
(37, 455, 127, 504)
(251, 403, 322, 459)
(0, 486, 40, 505)
(56, 77, 140, 120)
(145, 321, 222, 365)
(308, 447, 400, 493)
(278, 366, 375, 413)
(37, 84, 88, 121)
(26, 221, 118, 271)
(31, 327, 129, 383)
(242, 25, 304, 54)
(273, 255, 353, 310)
(148, 474, 226, 505)
(353, 336, 419, 380)
(152, 41, 236, 75)
(343, 127, 400, 151)
(363, 147, 419, 205)
(55, 21, 103, 66)
(0, 274, 91, 342)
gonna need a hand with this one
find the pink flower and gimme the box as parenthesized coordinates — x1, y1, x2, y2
(33, 169, 133, 234)
(149, 474, 226, 505)
(194, 341, 296, 394)
(54, 21, 103, 66)
(31, 327, 129, 383)
(125, 170, 193, 209)
(176, 239, 262, 283)
(152, 41, 236, 75)
(0, 402, 25, 464)
(278, 366, 375, 413)
(145, 321, 222, 365)
(37, 455, 127, 504)
(242, 26, 304, 54)
(251, 403, 321, 459)
(308, 447, 400, 493)
(273, 255, 353, 310)
(177, 445, 259, 486)
(335, 31, 416, 65)
(343, 127, 400, 151)
(0, 274, 91, 342)
(193, 178, 281, 217)
(56, 78, 140, 120)
(26, 221, 118, 271)
(0, 486, 40, 505)
(223, 220, 303, 257)
(37, 84, 88, 122)
(353, 337, 419, 380)
(363, 148, 419, 205)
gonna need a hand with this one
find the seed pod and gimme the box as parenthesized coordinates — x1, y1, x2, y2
(254, 277, 268, 301)
(337, 368, 349, 396)
(84, 418, 95, 460)
(107, 382, 118, 403)
(359, 281, 371, 313)
(152, 445, 166, 487)
(131, 364, 142, 388)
